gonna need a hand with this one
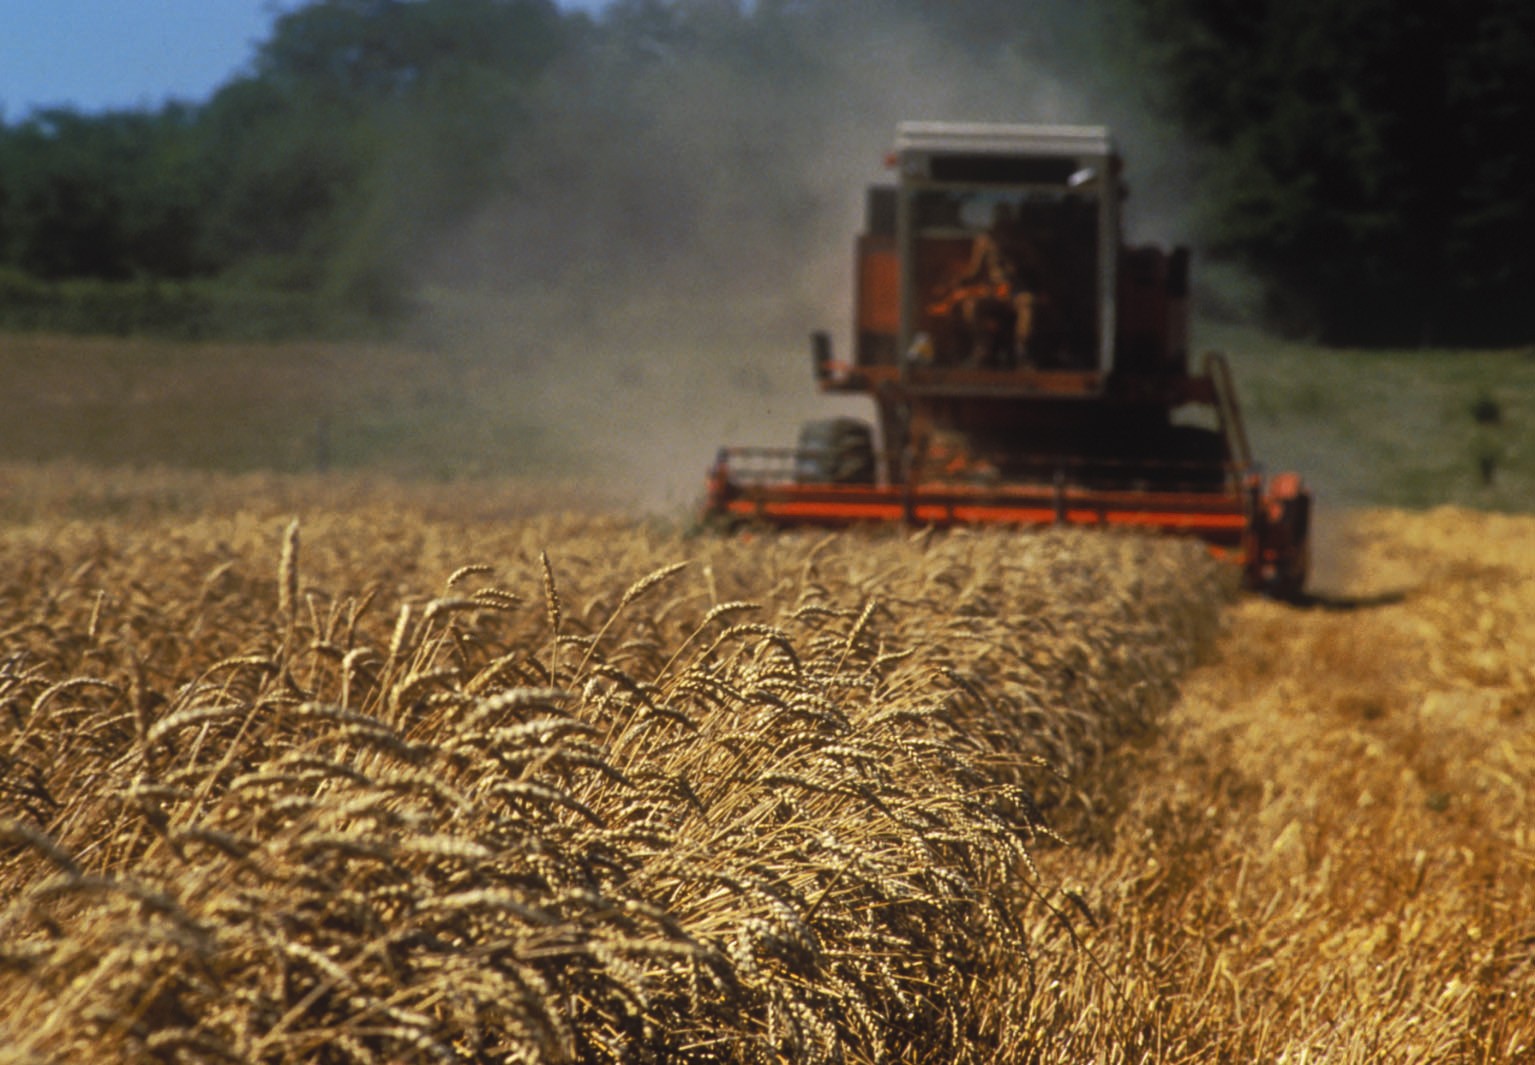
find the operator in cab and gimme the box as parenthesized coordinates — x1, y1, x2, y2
(946, 200, 1045, 369)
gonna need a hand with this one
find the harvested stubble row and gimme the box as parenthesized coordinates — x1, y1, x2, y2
(0, 504, 1226, 1063)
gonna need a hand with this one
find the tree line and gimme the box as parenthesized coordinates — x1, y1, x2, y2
(0, 0, 1530, 346)
(1141, 0, 1535, 346)
(0, 0, 576, 337)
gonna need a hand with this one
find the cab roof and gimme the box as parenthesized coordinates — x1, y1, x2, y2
(895, 122, 1115, 160)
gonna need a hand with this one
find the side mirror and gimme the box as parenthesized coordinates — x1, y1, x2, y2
(811, 330, 833, 382)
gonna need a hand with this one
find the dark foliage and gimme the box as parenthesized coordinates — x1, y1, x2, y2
(0, 0, 575, 333)
(1136, 0, 1535, 345)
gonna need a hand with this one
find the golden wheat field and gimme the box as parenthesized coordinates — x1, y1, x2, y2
(0, 462, 1530, 1064)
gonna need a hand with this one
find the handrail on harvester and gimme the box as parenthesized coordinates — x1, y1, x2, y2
(714, 446, 1242, 495)
(1204, 351, 1253, 471)
(704, 469, 1253, 553)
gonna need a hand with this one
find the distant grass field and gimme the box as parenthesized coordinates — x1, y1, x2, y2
(1211, 323, 1535, 511)
(0, 332, 575, 482)
(2, 325, 1532, 513)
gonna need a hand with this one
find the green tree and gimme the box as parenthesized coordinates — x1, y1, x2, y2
(1138, 0, 1535, 345)
(0, 106, 205, 280)
(194, 0, 573, 313)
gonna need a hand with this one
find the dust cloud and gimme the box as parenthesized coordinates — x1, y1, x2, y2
(415, 2, 1191, 513)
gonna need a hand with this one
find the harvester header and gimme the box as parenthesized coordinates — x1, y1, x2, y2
(706, 122, 1311, 597)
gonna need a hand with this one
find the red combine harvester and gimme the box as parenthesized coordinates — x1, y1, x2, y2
(705, 123, 1310, 597)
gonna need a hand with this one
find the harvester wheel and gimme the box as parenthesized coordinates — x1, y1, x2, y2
(1263, 472, 1312, 600)
(794, 418, 876, 485)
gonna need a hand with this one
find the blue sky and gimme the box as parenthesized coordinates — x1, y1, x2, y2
(0, 0, 608, 119)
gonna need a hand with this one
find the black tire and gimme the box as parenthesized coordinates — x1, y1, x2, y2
(794, 418, 876, 485)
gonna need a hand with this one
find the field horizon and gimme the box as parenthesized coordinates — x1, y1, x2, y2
(2, 325, 1532, 518)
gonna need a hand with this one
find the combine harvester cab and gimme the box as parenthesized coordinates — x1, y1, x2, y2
(706, 123, 1311, 598)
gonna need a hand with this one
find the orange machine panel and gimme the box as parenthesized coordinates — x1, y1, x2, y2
(856, 234, 899, 364)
